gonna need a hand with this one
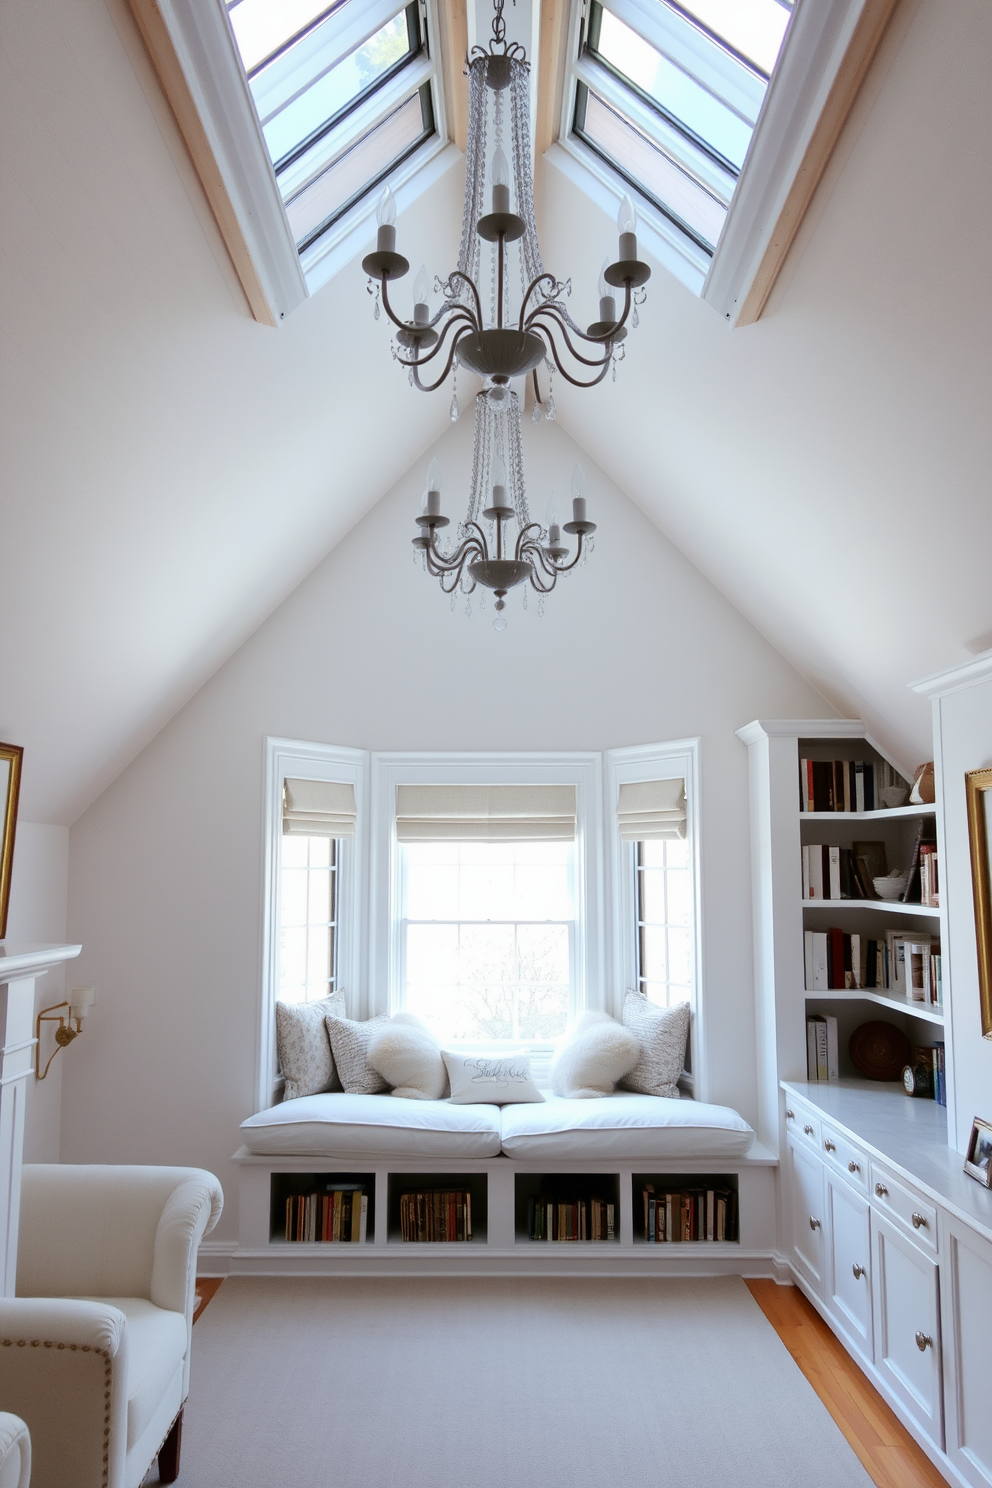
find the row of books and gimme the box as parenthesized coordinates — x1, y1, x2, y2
(284, 1184, 368, 1243)
(799, 758, 905, 814)
(919, 846, 940, 907)
(804, 928, 942, 1004)
(399, 1189, 473, 1242)
(525, 1195, 616, 1241)
(804, 1017, 946, 1105)
(640, 1185, 738, 1243)
(802, 837, 937, 906)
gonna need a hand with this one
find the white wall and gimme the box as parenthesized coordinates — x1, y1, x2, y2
(923, 659, 992, 1153)
(3, 822, 70, 1161)
(62, 417, 834, 1242)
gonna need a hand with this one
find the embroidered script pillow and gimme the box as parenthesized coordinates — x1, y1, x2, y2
(442, 1051, 544, 1105)
(276, 990, 345, 1101)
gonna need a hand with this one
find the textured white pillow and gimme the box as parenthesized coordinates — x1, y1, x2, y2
(325, 1014, 391, 1095)
(368, 1014, 448, 1100)
(442, 1051, 544, 1105)
(620, 992, 690, 1099)
(276, 990, 345, 1100)
(550, 1011, 640, 1098)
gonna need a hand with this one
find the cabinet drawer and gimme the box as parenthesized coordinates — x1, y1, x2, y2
(784, 1100, 820, 1151)
(820, 1121, 868, 1193)
(870, 1162, 937, 1253)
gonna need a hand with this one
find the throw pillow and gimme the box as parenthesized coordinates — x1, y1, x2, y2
(368, 1013, 448, 1100)
(550, 1011, 640, 1098)
(325, 1013, 391, 1095)
(619, 992, 690, 1099)
(442, 1050, 544, 1105)
(276, 990, 345, 1101)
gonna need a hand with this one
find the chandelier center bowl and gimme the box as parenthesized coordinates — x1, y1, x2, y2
(455, 328, 545, 379)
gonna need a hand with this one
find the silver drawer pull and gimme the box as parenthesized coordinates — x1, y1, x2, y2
(785, 1109, 795, 1119)
(915, 1331, 933, 1352)
(809, 1216, 821, 1231)
(848, 1161, 861, 1174)
(852, 1264, 866, 1281)
(823, 1139, 836, 1152)
(875, 1183, 888, 1197)
(912, 1212, 928, 1230)
(804, 1124, 814, 1136)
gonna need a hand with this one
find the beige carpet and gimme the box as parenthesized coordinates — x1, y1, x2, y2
(153, 1276, 874, 1487)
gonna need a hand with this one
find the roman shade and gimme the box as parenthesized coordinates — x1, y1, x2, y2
(395, 784, 577, 842)
(283, 778, 357, 838)
(617, 779, 687, 840)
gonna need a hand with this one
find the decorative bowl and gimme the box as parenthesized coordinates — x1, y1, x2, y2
(880, 786, 909, 809)
(873, 874, 907, 901)
(849, 1021, 911, 1081)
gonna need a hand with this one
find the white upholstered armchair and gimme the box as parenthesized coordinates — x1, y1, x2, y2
(0, 1165, 222, 1488)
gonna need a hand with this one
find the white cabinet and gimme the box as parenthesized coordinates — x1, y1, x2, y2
(871, 1210, 943, 1446)
(941, 1211, 992, 1487)
(787, 1136, 825, 1294)
(825, 1172, 872, 1359)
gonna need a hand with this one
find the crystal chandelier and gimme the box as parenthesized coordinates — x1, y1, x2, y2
(362, 0, 650, 629)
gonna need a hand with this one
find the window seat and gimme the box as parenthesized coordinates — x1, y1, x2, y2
(240, 1091, 754, 1162)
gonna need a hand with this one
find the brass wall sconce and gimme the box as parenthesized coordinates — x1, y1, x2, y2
(36, 987, 96, 1080)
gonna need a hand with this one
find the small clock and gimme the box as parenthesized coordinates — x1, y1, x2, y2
(903, 1063, 931, 1097)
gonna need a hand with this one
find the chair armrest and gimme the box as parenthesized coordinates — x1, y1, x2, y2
(151, 1171, 224, 1318)
(0, 1412, 31, 1488)
(0, 1298, 129, 1488)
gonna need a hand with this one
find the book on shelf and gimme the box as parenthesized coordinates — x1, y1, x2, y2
(932, 1042, 946, 1106)
(802, 844, 879, 900)
(526, 1194, 615, 1242)
(399, 1188, 473, 1242)
(805, 927, 940, 1002)
(640, 1184, 738, 1243)
(799, 758, 907, 813)
(284, 1183, 368, 1243)
(805, 1015, 838, 1081)
(919, 845, 940, 907)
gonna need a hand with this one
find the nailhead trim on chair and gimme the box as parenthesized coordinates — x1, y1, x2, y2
(1, 1337, 114, 1487)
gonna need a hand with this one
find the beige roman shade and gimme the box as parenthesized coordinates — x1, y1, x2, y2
(283, 778, 357, 838)
(617, 779, 687, 840)
(395, 784, 577, 842)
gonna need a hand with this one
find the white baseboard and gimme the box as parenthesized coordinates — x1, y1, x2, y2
(197, 1239, 237, 1276)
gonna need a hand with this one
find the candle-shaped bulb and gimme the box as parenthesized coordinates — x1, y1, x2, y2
(617, 194, 636, 235)
(491, 145, 510, 214)
(424, 458, 442, 518)
(426, 458, 442, 494)
(545, 492, 560, 544)
(571, 464, 587, 524)
(598, 257, 616, 324)
(376, 185, 397, 252)
(377, 186, 396, 228)
(598, 259, 611, 300)
(413, 264, 430, 324)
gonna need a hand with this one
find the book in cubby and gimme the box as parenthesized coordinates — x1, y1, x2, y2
(269, 1171, 374, 1243)
(387, 1173, 487, 1242)
(804, 927, 942, 1006)
(633, 1174, 739, 1243)
(514, 1173, 620, 1242)
(798, 756, 907, 813)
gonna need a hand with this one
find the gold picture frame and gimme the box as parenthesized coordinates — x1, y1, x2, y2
(965, 767, 992, 1041)
(0, 743, 24, 940)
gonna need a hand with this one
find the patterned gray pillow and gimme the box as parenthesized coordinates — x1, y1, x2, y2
(276, 990, 345, 1101)
(619, 992, 690, 1099)
(325, 1014, 391, 1095)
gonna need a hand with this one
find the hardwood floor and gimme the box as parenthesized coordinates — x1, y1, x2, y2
(748, 1280, 950, 1488)
(193, 1275, 948, 1486)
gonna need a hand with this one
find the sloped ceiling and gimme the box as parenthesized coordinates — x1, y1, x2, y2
(1, 0, 989, 824)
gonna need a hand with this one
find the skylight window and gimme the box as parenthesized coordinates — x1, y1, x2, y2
(572, 0, 791, 255)
(227, 0, 436, 253)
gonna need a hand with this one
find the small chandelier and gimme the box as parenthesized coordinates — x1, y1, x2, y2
(362, 0, 650, 628)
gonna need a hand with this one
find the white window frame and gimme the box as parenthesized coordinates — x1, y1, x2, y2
(605, 739, 703, 1094)
(259, 737, 368, 1109)
(369, 752, 605, 1049)
(552, 0, 883, 322)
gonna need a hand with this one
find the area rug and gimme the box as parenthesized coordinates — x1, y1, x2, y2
(151, 1276, 874, 1487)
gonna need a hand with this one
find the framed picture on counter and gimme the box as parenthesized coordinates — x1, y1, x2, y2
(965, 767, 992, 1040)
(964, 1116, 992, 1188)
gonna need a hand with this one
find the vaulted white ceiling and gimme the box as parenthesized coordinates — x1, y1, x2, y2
(1, 0, 989, 823)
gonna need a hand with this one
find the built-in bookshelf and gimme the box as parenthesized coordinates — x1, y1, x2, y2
(633, 1173, 739, 1244)
(386, 1172, 488, 1243)
(269, 1171, 375, 1244)
(514, 1173, 621, 1242)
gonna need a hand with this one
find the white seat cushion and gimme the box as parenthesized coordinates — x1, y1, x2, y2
(77, 1297, 186, 1447)
(499, 1093, 755, 1160)
(241, 1093, 503, 1157)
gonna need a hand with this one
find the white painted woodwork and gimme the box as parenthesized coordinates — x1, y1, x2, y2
(872, 1209, 943, 1445)
(940, 1210, 992, 1488)
(0, 943, 81, 1296)
(825, 1171, 873, 1358)
(787, 1136, 825, 1294)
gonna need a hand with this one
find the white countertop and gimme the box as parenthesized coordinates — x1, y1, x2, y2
(782, 1079, 992, 1244)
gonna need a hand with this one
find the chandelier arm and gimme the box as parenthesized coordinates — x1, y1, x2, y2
(527, 308, 614, 369)
(528, 316, 613, 378)
(394, 309, 476, 370)
(408, 332, 471, 392)
(444, 270, 485, 332)
(525, 556, 558, 592)
(548, 532, 588, 575)
(517, 272, 558, 330)
(425, 527, 485, 574)
(379, 275, 416, 335)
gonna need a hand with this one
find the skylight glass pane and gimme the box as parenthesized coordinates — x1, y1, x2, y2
(578, 88, 727, 250)
(675, 0, 790, 77)
(596, 8, 751, 168)
(258, 11, 412, 167)
(286, 88, 429, 248)
(228, 0, 339, 74)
